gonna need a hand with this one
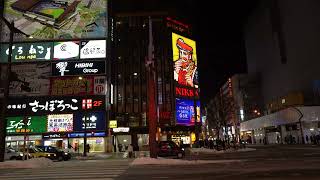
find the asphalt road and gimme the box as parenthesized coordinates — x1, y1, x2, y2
(118, 145, 320, 180)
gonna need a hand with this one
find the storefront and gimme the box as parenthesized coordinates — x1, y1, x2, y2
(6, 135, 42, 150)
(68, 132, 106, 153)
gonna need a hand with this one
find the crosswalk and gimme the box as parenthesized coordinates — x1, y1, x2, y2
(0, 159, 130, 180)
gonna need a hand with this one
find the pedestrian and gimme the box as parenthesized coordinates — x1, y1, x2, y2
(306, 135, 309, 144)
(86, 144, 91, 153)
(128, 144, 133, 158)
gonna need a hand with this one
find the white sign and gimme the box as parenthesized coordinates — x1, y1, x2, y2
(26, 99, 79, 113)
(6, 135, 42, 141)
(80, 40, 106, 59)
(81, 115, 97, 129)
(47, 114, 73, 132)
(113, 127, 130, 133)
(54, 41, 79, 60)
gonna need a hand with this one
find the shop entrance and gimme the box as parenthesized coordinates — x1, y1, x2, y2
(115, 135, 131, 152)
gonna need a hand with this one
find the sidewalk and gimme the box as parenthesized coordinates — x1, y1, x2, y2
(72, 151, 150, 160)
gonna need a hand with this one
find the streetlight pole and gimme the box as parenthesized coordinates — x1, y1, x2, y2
(79, 77, 88, 156)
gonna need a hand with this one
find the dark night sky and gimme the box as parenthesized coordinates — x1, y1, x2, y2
(181, 1, 257, 106)
(114, 0, 257, 106)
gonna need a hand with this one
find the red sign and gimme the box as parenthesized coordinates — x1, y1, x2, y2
(175, 87, 199, 97)
(82, 99, 103, 109)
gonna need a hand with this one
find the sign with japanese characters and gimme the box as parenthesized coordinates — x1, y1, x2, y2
(52, 61, 106, 76)
(47, 114, 73, 132)
(7, 96, 106, 116)
(74, 111, 106, 131)
(6, 116, 47, 134)
(80, 40, 106, 59)
(176, 98, 196, 126)
(0, 62, 50, 96)
(53, 41, 80, 60)
(109, 120, 117, 128)
(50, 76, 106, 96)
(0, 42, 52, 62)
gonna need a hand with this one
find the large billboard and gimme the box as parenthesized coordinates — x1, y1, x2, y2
(172, 33, 198, 88)
(7, 95, 106, 116)
(50, 76, 106, 95)
(6, 116, 47, 134)
(52, 60, 106, 76)
(0, 62, 50, 96)
(2, 0, 108, 41)
(74, 111, 106, 131)
(175, 98, 200, 126)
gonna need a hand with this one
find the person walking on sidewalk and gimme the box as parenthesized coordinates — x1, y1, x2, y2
(128, 144, 133, 158)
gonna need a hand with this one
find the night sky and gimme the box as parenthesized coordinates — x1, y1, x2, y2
(185, 1, 257, 106)
(113, 0, 257, 106)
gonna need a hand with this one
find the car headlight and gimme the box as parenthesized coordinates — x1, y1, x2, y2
(54, 154, 56, 156)
(182, 148, 185, 151)
(19, 153, 23, 156)
(47, 154, 50, 156)
(64, 152, 68, 155)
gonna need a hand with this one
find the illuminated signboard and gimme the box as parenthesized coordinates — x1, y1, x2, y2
(80, 40, 106, 59)
(172, 33, 198, 88)
(53, 41, 79, 60)
(0, 42, 52, 62)
(47, 114, 73, 132)
(6, 116, 47, 134)
(176, 98, 200, 126)
(2, 0, 108, 41)
(109, 120, 117, 128)
(7, 96, 106, 116)
(74, 111, 106, 131)
(175, 86, 199, 98)
(0, 62, 50, 96)
(113, 127, 130, 133)
(52, 61, 106, 76)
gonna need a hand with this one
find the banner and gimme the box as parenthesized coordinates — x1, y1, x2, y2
(7, 95, 106, 116)
(175, 98, 200, 126)
(47, 114, 73, 132)
(50, 76, 106, 96)
(80, 40, 106, 59)
(0, 42, 53, 62)
(2, 0, 108, 41)
(0, 62, 50, 96)
(52, 61, 106, 76)
(6, 116, 47, 134)
(74, 111, 106, 131)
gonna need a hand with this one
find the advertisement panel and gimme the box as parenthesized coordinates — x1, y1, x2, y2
(7, 95, 106, 116)
(52, 61, 106, 76)
(0, 42, 53, 62)
(172, 33, 198, 88)
(74, 111, 106, 131)
(0, 62, 50, 96)
(175, 98, 200, 126)
(6, 116, 47, 134)
(50, 76, 106, 96)
(53, 41, 80, 60)
(80, 40, 106, 59)
(2, 0, 108, 41)
(47, 114, 73, 132)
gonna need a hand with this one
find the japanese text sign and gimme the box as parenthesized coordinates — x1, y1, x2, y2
(0, 42, 52, 62)
(47, 114, 73, 132)
(6, 116, 47, 134)
(74, 111, 106, 131)
(51, 61, 106, 76)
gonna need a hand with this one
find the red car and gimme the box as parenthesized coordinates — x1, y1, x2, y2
(157, 141, 185, 158)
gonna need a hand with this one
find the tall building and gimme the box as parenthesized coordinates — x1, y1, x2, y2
(241, 0, 320, 144)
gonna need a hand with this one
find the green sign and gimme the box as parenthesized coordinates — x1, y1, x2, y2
(0, 42, 52, 62)
(6, 116, 47, 134)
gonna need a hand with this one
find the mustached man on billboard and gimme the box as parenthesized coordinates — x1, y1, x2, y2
(172, 33, 197, 87)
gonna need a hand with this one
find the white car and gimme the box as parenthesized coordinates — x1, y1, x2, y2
(4, 148, 25, 160)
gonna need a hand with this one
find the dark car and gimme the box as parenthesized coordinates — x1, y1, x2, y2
(157, 141, 185, 159)
(36, 146, 71, 161)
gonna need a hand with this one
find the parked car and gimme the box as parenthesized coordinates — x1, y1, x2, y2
(36, 146, 71, 161)
(157, 141, 185, 159)
(21, 147, 56, 160)
(4, 147, 30, 160)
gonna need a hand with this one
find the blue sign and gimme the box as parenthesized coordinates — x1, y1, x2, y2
(68, 132, 106, 138)
(74, 111, 106, 131)
(176, 98, 195, 126)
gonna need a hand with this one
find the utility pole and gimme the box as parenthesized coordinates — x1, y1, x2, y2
(79, 77, 88, 156)
(146, 16, 157, 158)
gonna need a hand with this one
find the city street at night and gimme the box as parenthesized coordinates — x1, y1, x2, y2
(119, 145, 320, 180)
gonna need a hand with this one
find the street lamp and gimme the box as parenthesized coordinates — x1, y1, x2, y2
(78, 76, 88, 156)
(0, 17, 32, 162)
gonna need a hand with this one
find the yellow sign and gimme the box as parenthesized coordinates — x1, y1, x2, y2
(191, 132, 196, 142)
(172, 33, 197, 87)
(109, 120, 117, 128)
